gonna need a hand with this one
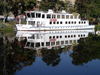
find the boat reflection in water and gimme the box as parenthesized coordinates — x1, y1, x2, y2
(15, 30, 94, 50)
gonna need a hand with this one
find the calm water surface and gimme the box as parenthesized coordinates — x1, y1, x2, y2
(0, 30, 100, 75)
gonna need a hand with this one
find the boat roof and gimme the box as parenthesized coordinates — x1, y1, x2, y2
(25, 9, 80, 16)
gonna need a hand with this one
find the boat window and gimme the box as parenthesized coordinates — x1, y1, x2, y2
(47, 14, 51, 18)
(65, 40, 68, 44)
(72, 21, 73, 24)
(36, 13, 41, 18)
(27, 13, 31, 18)
(51, 42, 55, 46)
(31, 43, 34, 47)
(50, 22, 52, 24)
(28, 21, 31, 25)
(65, 35, 67, 38)
(56, 41, 59, 45)
(31, 21, 35, 25)
(53, 22, 56, 24)
(31, 13, 35, 18)
(69, 22, 70, 24)
(28, 37, 33, 39)
(62, 15, 65, 19)
(66, 15, 69, 19)
(32, 35, 35, 39)
(35, 42, 40, 47)
(52, 15, 56, 19)
(60, 21, 62, 24)
(70, 40, 72, 44)
(57, 15, 60, 19)
(74, 16, 77, 19)
(49, 36, 52, 39)
(41, 42, 44, 46)
(70, 15, 73, 19)
(26, 42, 30, 46)
(78, 35, 80, 37)
(42, 14, 45, 18)
(46, 42, 50, 46)
(73, 40, 76, 43)
(74, 21, 76, 24)
(60, 36, 62, 38)
(68, 35, 70, 38)
(56, 36, 59, 38)
(57, 21, 59, 24)
(61, 41, 64, 44)
(53, 36, 55, 39)
(65, 21, 67, 24)
(74, 35, 76, 37)
(71, 35, 73, 37)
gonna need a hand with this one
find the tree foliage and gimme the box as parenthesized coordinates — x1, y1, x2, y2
(0, 0, 4, 15)
(40, 0, 64, 12)
(10, 0, 36, 17)
(75, 0, 100, 19)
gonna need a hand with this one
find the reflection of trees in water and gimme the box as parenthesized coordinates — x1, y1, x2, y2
(41, 48, 63, 67)
(70, 34, 100, 66)
(0, 36, 36, 75)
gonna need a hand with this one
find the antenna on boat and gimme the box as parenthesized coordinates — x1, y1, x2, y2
(37, 0, 40, 11)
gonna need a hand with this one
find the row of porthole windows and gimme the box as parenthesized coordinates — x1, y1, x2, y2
(78, 34, 85, 37)
(50, 21, 76, 24)
(50, 21, 87, 25)
(49, 34, 86, 39)
(49, 34, 85, 39)
(79, 21, 86, 24)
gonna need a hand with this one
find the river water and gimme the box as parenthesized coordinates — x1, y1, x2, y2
(0, 29, 100, 75)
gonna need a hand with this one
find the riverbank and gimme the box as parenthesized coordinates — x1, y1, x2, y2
(95, 23, 100, 31)
(0, 20, 26, 32)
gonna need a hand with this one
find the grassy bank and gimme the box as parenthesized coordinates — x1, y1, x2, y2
(0, 20, 14, 32)
(95, 23, 100, 31)
(0, 20, 26, 33)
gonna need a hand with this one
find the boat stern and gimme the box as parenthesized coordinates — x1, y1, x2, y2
(15, 24, 23, 31)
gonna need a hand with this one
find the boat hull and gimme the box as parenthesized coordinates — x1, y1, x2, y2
(16, 24, 95, 31)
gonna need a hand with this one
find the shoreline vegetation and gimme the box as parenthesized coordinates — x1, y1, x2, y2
(0, 20, 26, 32)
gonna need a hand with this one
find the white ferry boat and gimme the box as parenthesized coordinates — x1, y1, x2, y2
(15, 30, 94, 50)
(16, 9, 95, 31)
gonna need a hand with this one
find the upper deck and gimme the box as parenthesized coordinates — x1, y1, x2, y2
(25, 9, 80, 20)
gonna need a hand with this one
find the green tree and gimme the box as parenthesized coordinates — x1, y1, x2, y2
(90, 0, 100, 19)
(0, 0, 4, 15)
(75, 0, 100, 20)
(10, 0, 36, 17)
(75, 0, 91, 18)
(64, 0, 76, 13)
(40, 0, 64, 12)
